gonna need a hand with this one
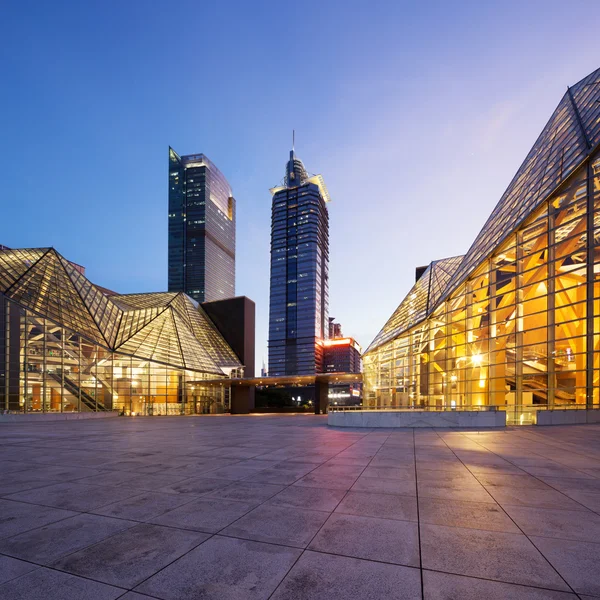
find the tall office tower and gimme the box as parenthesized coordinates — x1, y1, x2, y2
(268, 148, 330, 376)
(168, 148, 235, 302)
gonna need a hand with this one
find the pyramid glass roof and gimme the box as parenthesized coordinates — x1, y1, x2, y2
(367, 67, 600, 354)
(0, 247, 241, 375)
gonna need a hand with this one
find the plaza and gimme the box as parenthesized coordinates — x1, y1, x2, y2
(1, 415, 600, 599)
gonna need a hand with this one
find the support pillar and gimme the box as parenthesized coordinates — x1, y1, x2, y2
(231, 385, 255, 414)
(5, 300, 21, 411)
(314, 380, 328, 414)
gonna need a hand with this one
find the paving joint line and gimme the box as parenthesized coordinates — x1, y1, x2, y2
(265, 428, 386, 599)
(413, 429, 425, 600)
(433, 429, 583, 599)
(453, 430, 600, 518)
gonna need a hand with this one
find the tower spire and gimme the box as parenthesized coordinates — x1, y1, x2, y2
(292, 129, 295, 152)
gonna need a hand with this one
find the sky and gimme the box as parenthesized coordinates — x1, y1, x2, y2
(2, 0, 600, 368)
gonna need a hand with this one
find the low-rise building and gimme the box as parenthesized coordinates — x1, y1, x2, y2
(0, 247, 247, 415)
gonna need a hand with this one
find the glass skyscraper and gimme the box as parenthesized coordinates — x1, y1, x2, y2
(268, 149, 330, 375)
(168, 148, 235, 302)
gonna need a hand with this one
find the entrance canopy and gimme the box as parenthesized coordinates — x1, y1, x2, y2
(188, 373, 363, 414)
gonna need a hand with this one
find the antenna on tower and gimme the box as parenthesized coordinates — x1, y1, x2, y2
(292, 129, 295, 152)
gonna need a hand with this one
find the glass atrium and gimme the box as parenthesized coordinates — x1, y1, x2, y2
(0, 248, 242, 414)
(363, 67, 600, 424)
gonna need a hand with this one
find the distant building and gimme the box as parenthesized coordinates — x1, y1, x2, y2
(168, 148, 235, 302)
(323, 338, 362, 374)
(328, 317, 343, 339)
(201, 296, 255, 378)
(323, 337, 362, 405)
(68, 261, 85, 276)
(268, 148, 330, 376)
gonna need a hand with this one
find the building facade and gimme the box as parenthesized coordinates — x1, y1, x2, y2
(168, 148, 235, 302)
(363, 67, 600, 424)
(0, 247, 243, 415)
(328, 317, 343, 339)
(268, 150, 330, 375)
(323, 337, 362, 405)
(323, 338, 362, 374)
(202, 296, 256, 378)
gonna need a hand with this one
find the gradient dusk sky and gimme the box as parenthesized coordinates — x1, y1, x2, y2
(2, 1, 599, 366)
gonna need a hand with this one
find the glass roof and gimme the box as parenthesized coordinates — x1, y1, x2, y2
(437, 67, 600, 306)
(366, 67, 600, 354)
(366, 256, 463, 353)
(0, 248, 49, 292)
(0, 247, 241, 375)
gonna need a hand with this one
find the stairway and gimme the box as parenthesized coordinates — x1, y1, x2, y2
(48, 372, 107, 411)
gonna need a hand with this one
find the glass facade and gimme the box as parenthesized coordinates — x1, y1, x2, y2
(0, 248, 242, 414)
(168, 148, 235, 302)
(364, 67, 600, 424)
(268, 151, 330, 375)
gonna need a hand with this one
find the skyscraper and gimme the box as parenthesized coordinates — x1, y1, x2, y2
(168, 148, 235, 302)
(268, 148, 330, 376)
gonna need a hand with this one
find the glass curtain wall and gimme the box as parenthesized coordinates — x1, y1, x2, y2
(364, 152, 600, 422)
(1, 298, 228, 415)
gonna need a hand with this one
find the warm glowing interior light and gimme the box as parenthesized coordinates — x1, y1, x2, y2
(471, 353, 483, 365)
(323, 338, 353, 347)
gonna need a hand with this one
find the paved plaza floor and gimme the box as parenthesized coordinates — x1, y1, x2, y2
(1, 415, 600, 599)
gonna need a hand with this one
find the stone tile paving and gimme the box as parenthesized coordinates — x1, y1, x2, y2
(1, 416, 600, 599)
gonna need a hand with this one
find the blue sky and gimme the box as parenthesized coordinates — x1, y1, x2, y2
(2, 1, 599, 366)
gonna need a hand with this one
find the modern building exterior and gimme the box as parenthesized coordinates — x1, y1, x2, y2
(363, 67, 600, 424)
(0, 247, 244, 415)
(168, 148, 236, 303)
(323, 337, 362, 374)
(323, 337, 362, 405)
(328, 317, 343, 339)
(268, 149, 330, 376)
(202, 296, 255, 378)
